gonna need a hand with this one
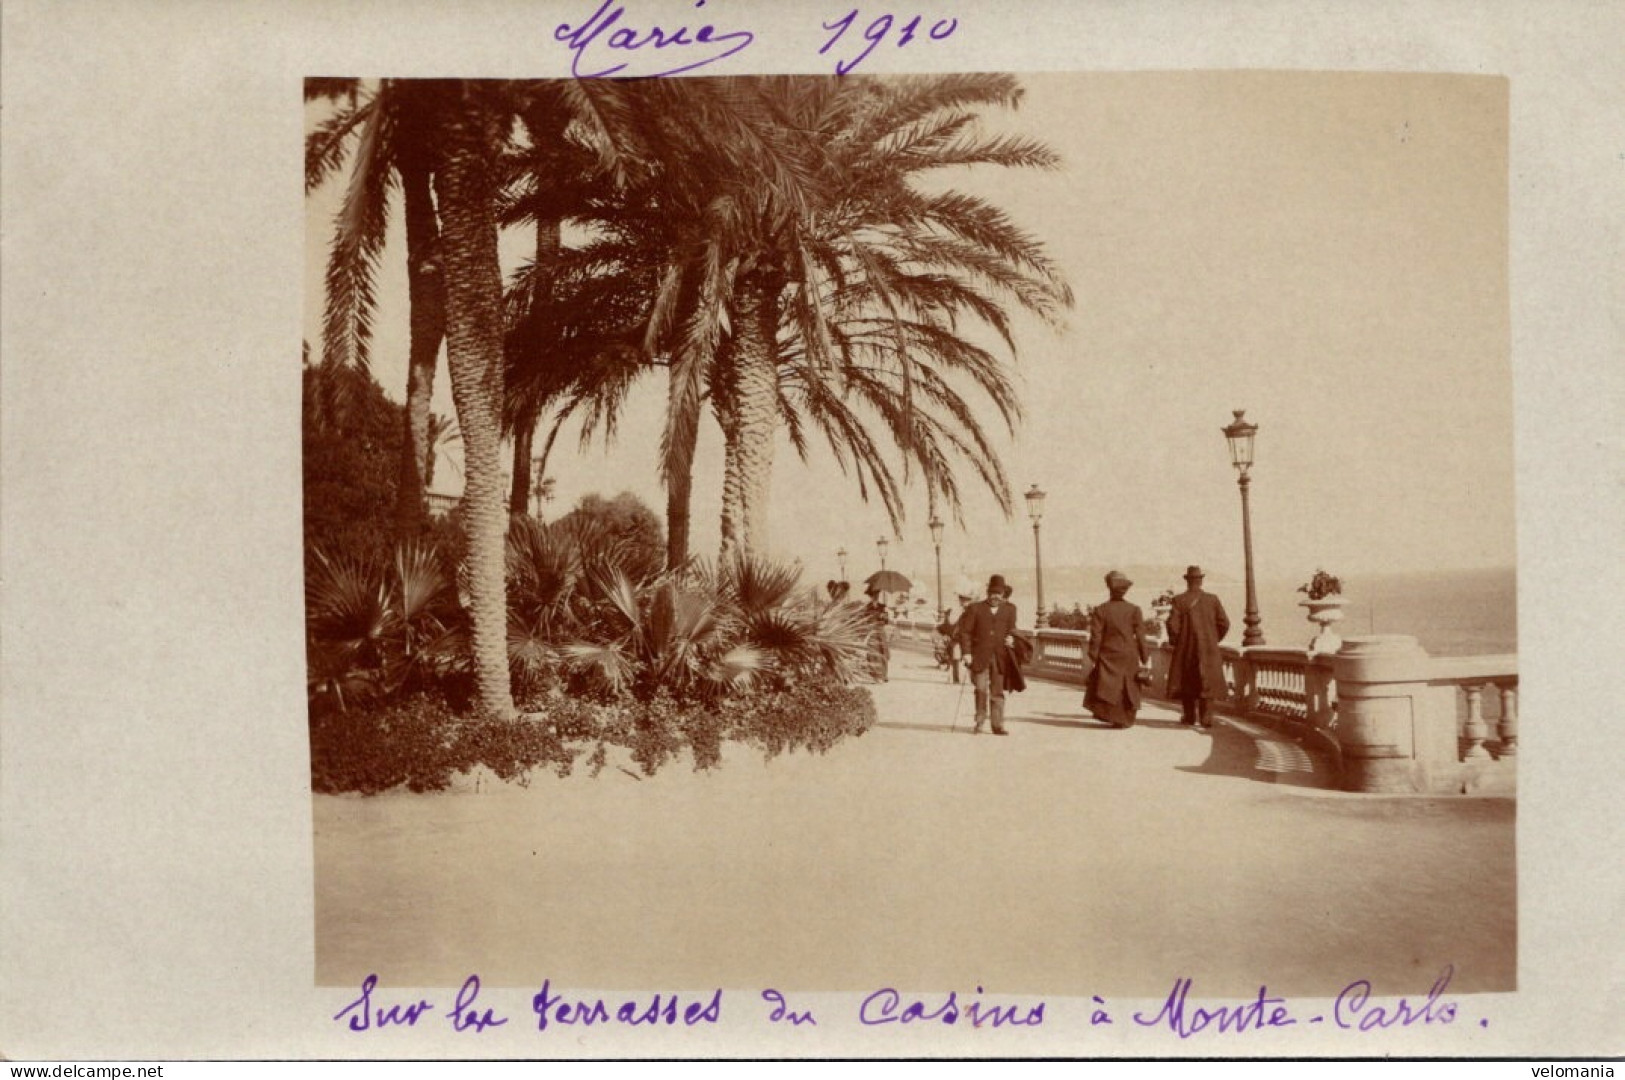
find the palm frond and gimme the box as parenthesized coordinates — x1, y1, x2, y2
(320, 101, 396, 370)
(305, 99, 371, 194)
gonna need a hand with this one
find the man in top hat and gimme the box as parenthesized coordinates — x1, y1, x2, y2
(1165, 565, 1231, 729)
(956, 574, 1019, 735)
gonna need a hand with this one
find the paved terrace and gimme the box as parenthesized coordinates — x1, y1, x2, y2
(314, 648, 1515, 999)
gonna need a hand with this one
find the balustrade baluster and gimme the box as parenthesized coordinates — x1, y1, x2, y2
(1460, 683, 1491, 761)
(1495, 683, 1518, 758)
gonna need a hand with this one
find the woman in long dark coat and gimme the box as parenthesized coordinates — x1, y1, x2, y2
(1084, 571, 1151, 728)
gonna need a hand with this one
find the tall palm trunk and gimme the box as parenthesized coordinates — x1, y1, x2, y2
(508, 402, 540, 517)
(664, 365, 696, 569)
(432, 90, 516, 720)
(721, 273, 780, 560)
(395, 155, 445, 533)
(509, 218, 561, 516)
(715, 347, 743, 563)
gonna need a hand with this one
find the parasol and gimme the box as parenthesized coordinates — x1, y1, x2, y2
(864, 569, 912, 595)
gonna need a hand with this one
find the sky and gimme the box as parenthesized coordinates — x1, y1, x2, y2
(303, 70, 1514, 596)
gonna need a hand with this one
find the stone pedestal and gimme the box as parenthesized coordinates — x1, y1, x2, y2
(1332, 635, 1458, 794)
(1148, 604, 1171, 647)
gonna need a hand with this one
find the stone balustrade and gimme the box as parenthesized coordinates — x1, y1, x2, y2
(1028, 628, 1090, 682)
(892, 617, 1517, 795)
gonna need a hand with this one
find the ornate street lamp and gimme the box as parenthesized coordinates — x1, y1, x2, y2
(1222, 409, 1265, 647)
(928, 513, 945, 620)
(876, 536, 889, 571)
(1024, 484, 1047, 627)
(836, 546, 848, 583)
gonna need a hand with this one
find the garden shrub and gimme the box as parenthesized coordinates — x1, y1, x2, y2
(309, 693, 461, 795)
(302, 358, 405, 565)
(307, 534, 879, 793)
(1045, 604, 1092, 631)
(723, 682, 876, 761)
(310, 692, 578, 794)
(310, 681, 877, 794)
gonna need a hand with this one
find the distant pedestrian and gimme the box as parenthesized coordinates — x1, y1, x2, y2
(1084, 571, 1151, 729)
(864, 589, 892, 682)
(1166, 565, 1231, 729)
(936, 584, 976, 683)
(956, 574, 1018, 735)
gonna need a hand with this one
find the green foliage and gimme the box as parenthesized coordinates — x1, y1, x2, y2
(305, 539, 466, 713)
(309, 692, 578, 795)
(1298, 569, 1344, 601)
(309, 693, 459, 794)
(555, 492, 666, 583)
(721, 682, 877, 762)
(307, 527, 878, 793)
(1046, 603, 1092, 631)
(302, 357, 405, 563)
(309, 681, 876, 794)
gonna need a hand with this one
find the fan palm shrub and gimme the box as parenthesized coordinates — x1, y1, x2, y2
(307, 528, 876, 790)
(305, 538, 465, 712)
(549, 550, 873, 704)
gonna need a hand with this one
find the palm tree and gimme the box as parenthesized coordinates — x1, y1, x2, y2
(423, 411, 459, 491)
(306, 78, 446, 533)
(500, 77, 812, 569)
(418, 78, 525, 719)
(694, 75, 1071, 557)
(498, 75, 1067, 567)
(498, 87, 614, 517)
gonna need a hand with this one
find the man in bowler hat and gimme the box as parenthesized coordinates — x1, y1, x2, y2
(1165, 565, 1231, 728)
(956, 574, 1018, 735)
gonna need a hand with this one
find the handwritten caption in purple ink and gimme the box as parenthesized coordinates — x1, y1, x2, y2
(818, 10, 959, 75)
(332, 966, 1476, 1038)
(552, 2, 960, 78)
(555, 0, 754, 79)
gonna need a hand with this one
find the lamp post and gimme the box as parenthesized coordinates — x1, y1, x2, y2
(928, 513, 945, 620)
(1024, 484, 1047, 628)
(530, 455, 546, 518)
(1222, 409, 1265, 647)
(876, 536, 889, 571)
(836, 547, 848, 583)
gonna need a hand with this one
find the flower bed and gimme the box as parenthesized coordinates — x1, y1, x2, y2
(310, 682, 876, 795)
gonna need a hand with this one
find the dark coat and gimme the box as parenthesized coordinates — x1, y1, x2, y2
(957, 597, 1018, 674)
(1085, 598, 1149, 713)
(1166, 587, 1230, 700)
(1001, 632, 1032, 693)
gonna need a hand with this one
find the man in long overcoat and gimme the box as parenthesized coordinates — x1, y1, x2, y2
(1165, 565, 1231, 728)
(1084, 570, 1151, 728)
(956, 574, 1018, 735)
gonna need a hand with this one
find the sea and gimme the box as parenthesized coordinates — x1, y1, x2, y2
(974, 565, 1517, 657)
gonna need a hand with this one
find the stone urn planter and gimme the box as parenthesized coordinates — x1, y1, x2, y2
(1301, 595, 1347, 654)
(1298, 569, 1345, 654)
(1146, 590, 1175, 647)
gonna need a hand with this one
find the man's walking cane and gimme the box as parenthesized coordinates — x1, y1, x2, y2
(950, 662, 968, 732)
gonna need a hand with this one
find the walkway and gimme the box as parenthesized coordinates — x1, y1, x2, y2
(313, 651, 1515, 999)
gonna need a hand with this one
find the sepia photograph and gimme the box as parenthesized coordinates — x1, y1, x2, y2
(4, 0, 1622, 1064)
(303, 70, 1516, 1001)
